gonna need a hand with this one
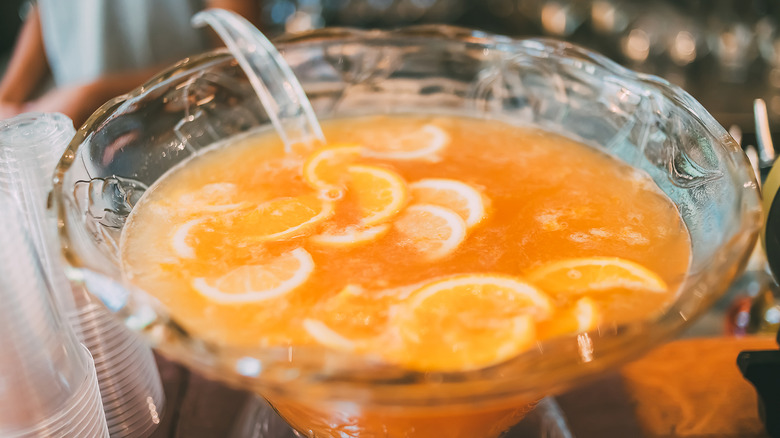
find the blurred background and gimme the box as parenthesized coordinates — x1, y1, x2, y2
(2, 0, 779, 130)
(3, 0, 779, 130)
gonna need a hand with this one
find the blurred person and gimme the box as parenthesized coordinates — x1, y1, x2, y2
(0, 0, 258, 126)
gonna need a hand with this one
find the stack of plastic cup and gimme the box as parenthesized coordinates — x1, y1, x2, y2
(0, 192, 109, 438)
(74, 299, 165, 437)
(0, 113, 79, 318)
(0, 113, 165, 438)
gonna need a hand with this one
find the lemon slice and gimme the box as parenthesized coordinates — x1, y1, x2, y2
(192, 248, 314, 304)
(408, 178, 487, 229)
(392, 204, 466, 261)
(310, 224, 391, 247)
(365, 124, 449, 161)
(525, 257, 668, 295)
(346, 164, 408, 226)
(537, 297, 600, 341)
(393, 274, 552, 371)
(302, 144, 364, 197)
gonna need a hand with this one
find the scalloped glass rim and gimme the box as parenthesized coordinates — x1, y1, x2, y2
(52, 24, 762, 407)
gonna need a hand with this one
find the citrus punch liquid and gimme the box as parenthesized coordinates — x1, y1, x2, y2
(121, 114, 691, 436)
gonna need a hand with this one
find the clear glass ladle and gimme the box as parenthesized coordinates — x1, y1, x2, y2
(192, 8, 326, 152)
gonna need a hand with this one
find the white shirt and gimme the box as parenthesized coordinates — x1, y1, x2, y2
(38, 0, 210, 86)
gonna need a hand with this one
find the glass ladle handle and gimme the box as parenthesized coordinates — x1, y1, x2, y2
(192, 9, 325, 152)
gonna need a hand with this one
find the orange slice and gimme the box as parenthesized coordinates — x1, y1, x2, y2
(391, 204, 466, 261)
(192, 248, 314, 304)
(364, 124, 449, 161)
(537, 297, 600, 341)
(392, 274, 553, 371)
(345, 164, 408, 226)
(302, 319, 360, 352)
(310, 224, 391, 248)
(408, 178, 487, 229)
(236, 194, 334, 241)
(176, 183, 249, 213)
(171, 217, 208, 259)
(303, 285, 397, 351)
(302, 144, 364, 197)
(173, 195, 333, 259)
(525, 257, 668, 295)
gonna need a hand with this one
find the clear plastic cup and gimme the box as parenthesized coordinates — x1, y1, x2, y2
(0, 112, 79, 318)
(0, 192, 109, 438)
(0, 113, 165, 438)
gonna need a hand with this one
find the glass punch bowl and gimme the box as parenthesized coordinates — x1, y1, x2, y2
(53, 26, 762, 437)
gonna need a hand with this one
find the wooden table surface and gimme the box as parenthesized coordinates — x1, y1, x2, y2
(149, 336, 776, 438)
